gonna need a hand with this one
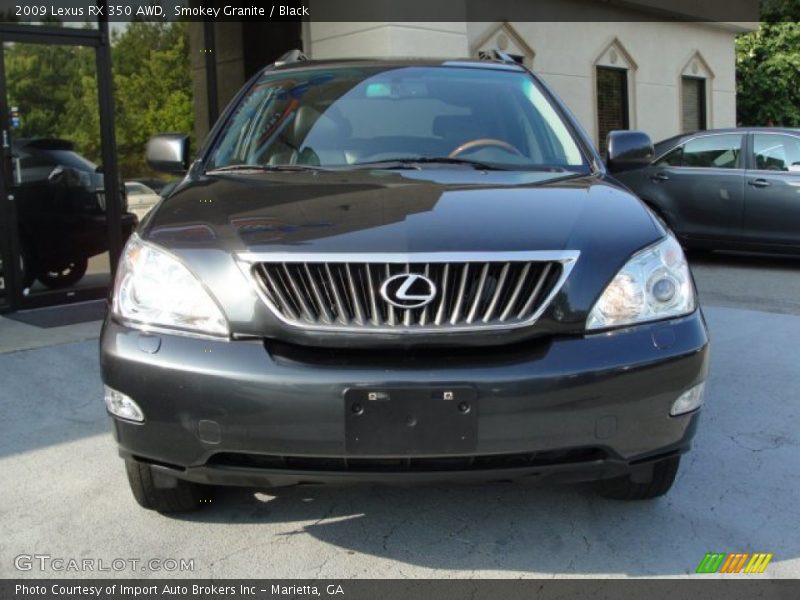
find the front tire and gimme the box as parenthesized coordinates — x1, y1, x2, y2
(37, 257, 89, 289)
(125, 460, 213, 512)
(595, 455, 680, 500)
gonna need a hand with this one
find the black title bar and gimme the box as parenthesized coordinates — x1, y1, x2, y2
(2, 579, 799, 600)
(0, 0, 761, 23)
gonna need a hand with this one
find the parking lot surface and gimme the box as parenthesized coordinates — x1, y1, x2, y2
(1, 252, 798, 578)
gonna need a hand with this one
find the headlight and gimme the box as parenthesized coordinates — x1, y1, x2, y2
(112, 235, 229, 336)
(587, 234, 694, 330)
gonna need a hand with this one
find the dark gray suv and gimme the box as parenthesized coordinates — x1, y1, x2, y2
(100, 54, 709, 512)
(615, 128, 800, 253)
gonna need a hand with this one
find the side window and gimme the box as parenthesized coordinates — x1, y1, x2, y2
(17, 150, 57, 184)
(656, 145, 683, 167)
(753, 134, 800, 172)
(681, 134, 742, 169)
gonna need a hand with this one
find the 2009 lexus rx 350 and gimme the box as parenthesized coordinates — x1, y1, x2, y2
(100, 54, 709, 512)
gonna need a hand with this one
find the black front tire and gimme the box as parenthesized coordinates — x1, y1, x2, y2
(125, 460, 213, 513)
(595, 456, 680, 500)
(37, 257, 88, 289)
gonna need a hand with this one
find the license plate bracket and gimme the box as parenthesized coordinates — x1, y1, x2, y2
(344, 386, 478, 455)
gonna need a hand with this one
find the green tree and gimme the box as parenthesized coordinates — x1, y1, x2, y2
(736, 2, 800, 126)
(4, 21, 193, 178)
(111, 21, 194, 178)
(4, 35, 98, 155)
(761, 0, 800, 21)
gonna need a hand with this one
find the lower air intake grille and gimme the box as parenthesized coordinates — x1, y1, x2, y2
(208, 448, 607, 473)
(243, 252, 578, 332)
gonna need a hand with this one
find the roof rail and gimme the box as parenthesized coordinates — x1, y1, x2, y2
(274, 49, 309, 67)
(478, 49, 521, 66)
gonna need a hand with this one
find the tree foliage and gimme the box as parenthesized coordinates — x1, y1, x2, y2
(111, 22, 194, 177)
(760, 0, 800, 21)
(736, 2, 800, 126)
(4, 40, 97, 144)
(4, 21, 193, 178)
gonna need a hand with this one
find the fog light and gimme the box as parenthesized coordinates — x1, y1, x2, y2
(670, 382, 705, 416)
(104, 385, 144, 422)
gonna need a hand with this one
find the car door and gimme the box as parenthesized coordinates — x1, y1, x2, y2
(637, 133, 746, 242)
(742, 132, 800, 246)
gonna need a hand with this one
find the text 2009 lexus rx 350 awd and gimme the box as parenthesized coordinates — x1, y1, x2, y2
(100, 54, 709, 512)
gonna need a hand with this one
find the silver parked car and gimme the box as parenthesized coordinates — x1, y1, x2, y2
(124, 181, 161, 220)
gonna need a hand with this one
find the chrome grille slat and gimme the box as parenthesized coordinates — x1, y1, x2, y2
(323, 264, 348, 324)
(517, 263, 553, 319)
(385, 264, 396, 326)
(303, 264, 333, 324)
(419, 264, 431, 326)
(465, 263, 490, 324)
(282, 263, 316, 322)
(434, 263, 451, 326)
(334, 265, 353, 318)
(259, 264, 298, 320)
(344, 263, 366, 325)
(403, 263, 412, 327)
(246, 252, 577, 333)
(483, 262, 510, 322)
(450, 263, 470, 325)
(498, 262, 532, 322)
(365, 264, 380, 326)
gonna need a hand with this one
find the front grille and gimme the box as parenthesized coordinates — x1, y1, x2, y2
(208, 448, 607, 473)
(242, 252, 578, 332)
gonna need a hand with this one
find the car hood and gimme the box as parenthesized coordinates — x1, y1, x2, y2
(140, 169, 664, 344)
(146, 169, 659, 252)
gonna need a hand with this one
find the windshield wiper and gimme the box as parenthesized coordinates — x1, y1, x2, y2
(349, 157, 583, 173)
(208, 163, 329, 173)
(350, 157, 513, 171)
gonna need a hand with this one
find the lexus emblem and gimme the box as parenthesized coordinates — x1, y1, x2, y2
(380, 273, 437, 309)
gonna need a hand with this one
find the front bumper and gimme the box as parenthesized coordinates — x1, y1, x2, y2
(100, 311, 709, 487)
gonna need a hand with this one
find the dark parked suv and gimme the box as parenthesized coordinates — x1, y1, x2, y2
(100, 53, 709, 512)
(12, 138, 137, 289)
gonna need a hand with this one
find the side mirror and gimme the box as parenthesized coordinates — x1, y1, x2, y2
(48, 165, 84, 187)
(146, 134, 190, 174)
(606, 130, 654, 173)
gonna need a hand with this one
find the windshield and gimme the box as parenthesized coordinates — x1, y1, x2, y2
(208, 65, 588, 172)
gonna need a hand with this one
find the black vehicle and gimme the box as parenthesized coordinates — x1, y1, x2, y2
(11, 138, 137, 289)
(100, 54, 709, 512)
(614, 128, 800, 253)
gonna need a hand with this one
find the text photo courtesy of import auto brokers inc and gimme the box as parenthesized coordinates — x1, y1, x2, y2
(0, 0, 798, 598)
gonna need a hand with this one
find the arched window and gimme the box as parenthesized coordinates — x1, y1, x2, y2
(593, 38, 637, 152)
(680, 52, 714, 132)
